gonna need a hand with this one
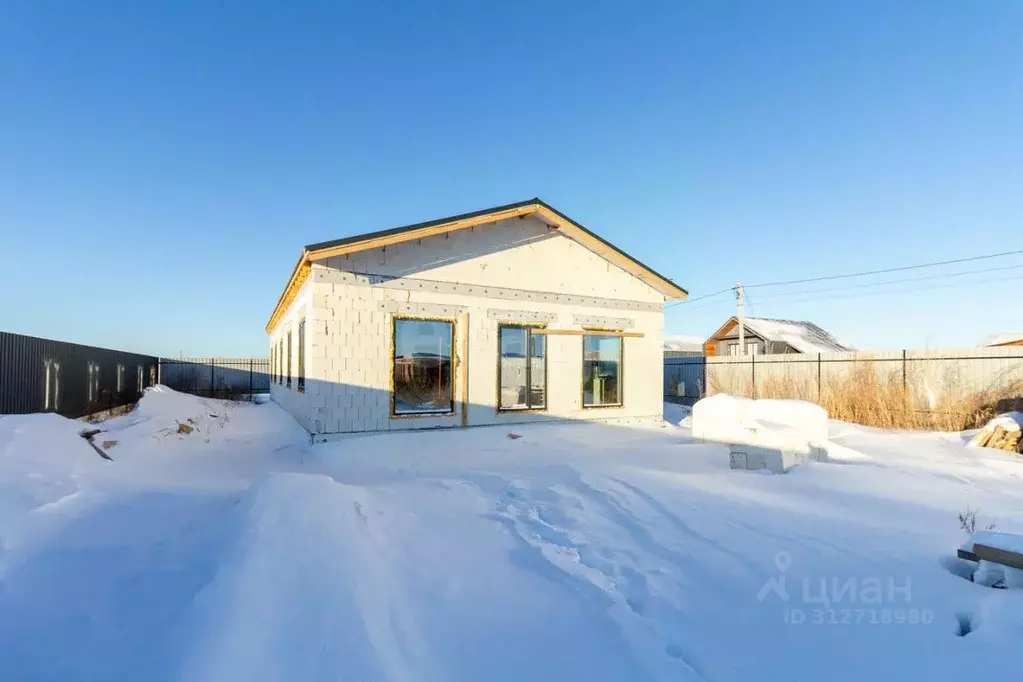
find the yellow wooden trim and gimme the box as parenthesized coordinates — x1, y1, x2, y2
(302, 202, 687, 300)
(459, 311, 469, 427)
(534, 329, 644, 338)
(307, 205, 537, 262)
(267, 200, 688, 332)
(704, 317, 738, 355)
(266, 256, 311, 334)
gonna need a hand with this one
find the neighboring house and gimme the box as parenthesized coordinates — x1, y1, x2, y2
(983, 333, 1023, 348)
(703, 317, 852, 356)
(266, 198, 688, 440)
(663, 335, 705, 357)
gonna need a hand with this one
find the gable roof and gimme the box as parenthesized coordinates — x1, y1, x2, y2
(709, 316, 853, 354)
(267, 198, 688, 332)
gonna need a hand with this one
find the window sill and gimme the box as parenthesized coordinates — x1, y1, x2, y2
(497, 407, 547, 413)
(390, 410, 456, 420)
(582, 403, 624, 410)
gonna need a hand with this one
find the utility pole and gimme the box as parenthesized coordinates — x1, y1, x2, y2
(735, 282, 745, 356)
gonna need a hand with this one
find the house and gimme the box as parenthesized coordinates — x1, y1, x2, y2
(663, 335, 705, 357)
(983, 333, 1023, 348)
(703, 317, 851, 356)
(265, 198, 688, 440)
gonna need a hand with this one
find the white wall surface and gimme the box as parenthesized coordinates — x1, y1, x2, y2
(270, 217, 669, 437)
(268, 280, 315, 432)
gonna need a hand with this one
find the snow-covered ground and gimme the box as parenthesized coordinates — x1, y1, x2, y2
(1, 387, 1022, 682)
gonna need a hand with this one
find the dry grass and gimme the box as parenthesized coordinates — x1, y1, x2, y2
(709, 362, 1023, 432)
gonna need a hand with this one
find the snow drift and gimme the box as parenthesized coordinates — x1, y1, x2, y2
(1, 388, 1022, 681)
(691, 394, 829, 450)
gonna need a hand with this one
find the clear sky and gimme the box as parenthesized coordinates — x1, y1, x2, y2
(2, 1, 1021, 357)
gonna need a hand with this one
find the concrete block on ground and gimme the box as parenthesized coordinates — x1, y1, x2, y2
(729, 443, 809, 473)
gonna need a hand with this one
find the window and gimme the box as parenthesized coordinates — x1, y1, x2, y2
(746, 342, 759, 356)
(297, 320, 306, 391)
(277, 341, 282, 384)
(117, 364, 125, 393)
(286, 331, 292, 387)
(498, 326, 546, 410)
(582, 335, 622, 407)
(392, 318, 454, 415)
(137, 365, 144, 393)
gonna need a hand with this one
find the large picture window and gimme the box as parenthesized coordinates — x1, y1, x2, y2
(499, 326, 546, 410)
(393, 318, 454, 415)
(583, 335, 622, 407)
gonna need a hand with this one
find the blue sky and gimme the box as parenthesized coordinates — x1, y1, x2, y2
(2, 1, 1021, 356)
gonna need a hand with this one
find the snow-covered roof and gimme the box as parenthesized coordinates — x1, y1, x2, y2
(736, 317, 853, 354)
(663, 335, 705, 353)
(983, 333, 1023, 347)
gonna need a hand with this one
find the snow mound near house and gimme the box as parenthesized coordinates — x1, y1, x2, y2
(691, 394, 828, 450)
(95, 386, 308, 457)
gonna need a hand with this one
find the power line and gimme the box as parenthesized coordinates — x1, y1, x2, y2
(752, 270, 1023, 307)
(666, 287, 734, 308)
(751, 262, 1023, 301)
(743, 248, 1023, 289)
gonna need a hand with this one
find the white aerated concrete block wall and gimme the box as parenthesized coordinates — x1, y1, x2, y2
(268, 281, 316, 433)
(271, 215, 669, 437)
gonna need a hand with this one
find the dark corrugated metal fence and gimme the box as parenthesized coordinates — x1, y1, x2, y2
(0, 332, 158, 418)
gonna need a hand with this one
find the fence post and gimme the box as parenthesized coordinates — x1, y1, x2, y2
(817, 353, 822, 400)
(902, 349, 907, 391)
(751, 354, 756, 399)
(210, 358, 215, 397)
(249, 359, 253, 401)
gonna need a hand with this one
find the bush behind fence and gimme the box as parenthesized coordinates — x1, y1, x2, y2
(665, 346, 1023, 429)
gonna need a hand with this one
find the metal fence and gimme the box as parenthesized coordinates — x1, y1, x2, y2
(664, 346, 1023, 409)
(664, 356, 706, 403)
(158, 357, 270, 399)
(0, 331, 158, 418)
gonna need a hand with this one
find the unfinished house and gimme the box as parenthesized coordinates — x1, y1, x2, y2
(266, 198, 688, 441)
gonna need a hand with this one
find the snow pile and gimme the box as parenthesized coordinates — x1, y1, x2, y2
(692, 394, 829, 451)
(90, 386, 308, 459)
(0, 412, 104, 528)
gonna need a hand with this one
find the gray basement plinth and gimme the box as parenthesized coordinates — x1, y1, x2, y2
(729, 443, 828, 474)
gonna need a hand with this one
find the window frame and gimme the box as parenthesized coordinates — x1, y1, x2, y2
(297, 319, 306, 392)
(390, 315, 456, 418)
(497, 324, 548, 412)
(581, 333, 624, 409)
(286, 331, 292, 388)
